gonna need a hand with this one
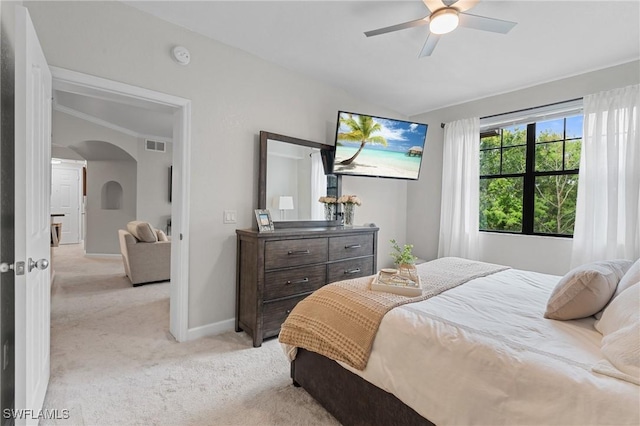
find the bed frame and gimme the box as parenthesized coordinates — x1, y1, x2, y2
(291, 348, 434, 426)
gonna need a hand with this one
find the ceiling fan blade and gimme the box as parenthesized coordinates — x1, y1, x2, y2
(423, 0, 447, 13)
(458, 12, 517, 34)
(419, 32, 441, 57)
(364, 17, 429, 37)
(448, 0, 479, 12)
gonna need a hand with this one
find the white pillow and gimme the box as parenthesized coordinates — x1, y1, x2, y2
(596, 282, 639, 335)
(613, 258, 640, 300)
(544, 260, 632, 320)
(593, 283, 640, 384)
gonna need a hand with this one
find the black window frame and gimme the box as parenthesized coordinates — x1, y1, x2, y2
(480, 117, 581, 238)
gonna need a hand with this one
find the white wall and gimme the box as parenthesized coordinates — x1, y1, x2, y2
(52, 145, 84, 161)
(265, 142, 317, 221)
(52, 110, 173, 250)
(52, 110, 139, 160)
(408, 60, 640, 275)
(136, 139, 172, 232)
(85, 160, 137, 255)
(26, 1, 408, 330)
(266, 154, 300, 220)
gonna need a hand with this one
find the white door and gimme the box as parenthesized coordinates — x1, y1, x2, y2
(51, 166, 81, 244)
(14, 6, 52, 424)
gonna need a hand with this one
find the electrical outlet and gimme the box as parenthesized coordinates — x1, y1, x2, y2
(223, 210, 237, 224)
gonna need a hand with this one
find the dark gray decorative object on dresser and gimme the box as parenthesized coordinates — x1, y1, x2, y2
(236, 226, 378, 347)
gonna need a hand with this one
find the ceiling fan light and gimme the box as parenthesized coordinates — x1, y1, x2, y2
(430, 9, 459, 35)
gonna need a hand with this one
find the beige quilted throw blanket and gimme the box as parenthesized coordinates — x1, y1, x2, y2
(279, 257, 509, 370)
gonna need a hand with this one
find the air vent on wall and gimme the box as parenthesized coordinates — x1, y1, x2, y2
(145, 139, 166, 153)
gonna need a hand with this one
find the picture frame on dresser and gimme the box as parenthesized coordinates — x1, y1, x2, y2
(254, 209, 274, 232)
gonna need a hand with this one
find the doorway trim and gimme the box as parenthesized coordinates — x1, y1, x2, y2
(50, 66, 191, 342)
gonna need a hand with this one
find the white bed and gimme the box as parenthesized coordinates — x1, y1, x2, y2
(319, 267, 639, 425)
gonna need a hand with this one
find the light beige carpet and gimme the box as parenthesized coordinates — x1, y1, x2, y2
(42, 244, 338, 426)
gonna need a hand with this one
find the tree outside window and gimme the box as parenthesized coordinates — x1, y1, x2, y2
(479, 115, 583, 237)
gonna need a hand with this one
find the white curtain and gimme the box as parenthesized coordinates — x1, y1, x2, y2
(571, 85, 640, 267)
(310, 151, 327, 220)
(438, 117, 480, 260)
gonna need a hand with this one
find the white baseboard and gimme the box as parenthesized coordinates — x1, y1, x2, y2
(84, 253, 121, 259)
(187, 318, 235, 341)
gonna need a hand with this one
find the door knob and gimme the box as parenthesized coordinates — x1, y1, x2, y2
(28, 258, 49, 272)
(0, 263, 14, 273)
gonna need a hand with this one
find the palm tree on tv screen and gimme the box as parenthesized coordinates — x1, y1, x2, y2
(337, 114, 388, 165)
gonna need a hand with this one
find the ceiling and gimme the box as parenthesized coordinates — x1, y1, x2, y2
(54, 90, 175, 140)
(53, 89, 175, 141)
(122, 0, 640, 117)
(53, 1, 640, 135)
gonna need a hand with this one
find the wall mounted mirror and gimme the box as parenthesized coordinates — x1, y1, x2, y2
(259, 131, 340, 228)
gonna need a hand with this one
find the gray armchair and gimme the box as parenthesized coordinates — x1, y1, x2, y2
(118, 221, 171, 286)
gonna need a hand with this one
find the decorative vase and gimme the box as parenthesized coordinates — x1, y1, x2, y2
(398, 263, 418, 282)
(323, 203, 336, 221)
(343, 203, 355, 227)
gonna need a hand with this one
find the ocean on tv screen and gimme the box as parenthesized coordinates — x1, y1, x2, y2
(333, 113, 427, 180)
(333, 145, 423, 179)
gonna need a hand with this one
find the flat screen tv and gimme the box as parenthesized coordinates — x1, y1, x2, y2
(332, 111, 428, 180)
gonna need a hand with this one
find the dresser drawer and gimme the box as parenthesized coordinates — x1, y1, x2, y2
(327, 257, 374, 284)
(329, 234, 375, 261)
(264, 265, 326, 301)
(263, 294, 308, 338)
(265, 238, 328, 270)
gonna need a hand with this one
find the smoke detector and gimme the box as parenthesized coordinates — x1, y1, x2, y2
(172, 46, 191, 65)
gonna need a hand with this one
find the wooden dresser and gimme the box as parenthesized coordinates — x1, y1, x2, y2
(236, 226, 378, 347)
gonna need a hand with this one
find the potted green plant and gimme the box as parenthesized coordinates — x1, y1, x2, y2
(390, 239, 418, 280)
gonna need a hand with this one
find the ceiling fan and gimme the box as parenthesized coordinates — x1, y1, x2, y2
(364, 0, 517, 57)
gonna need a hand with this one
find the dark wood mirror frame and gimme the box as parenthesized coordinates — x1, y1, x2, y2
(258, 131, 341, 229)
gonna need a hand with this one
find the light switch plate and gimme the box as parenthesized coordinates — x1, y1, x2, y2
(223, 210, 237, 224)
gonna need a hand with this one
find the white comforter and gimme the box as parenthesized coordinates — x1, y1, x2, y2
(339, 268, 640, 425)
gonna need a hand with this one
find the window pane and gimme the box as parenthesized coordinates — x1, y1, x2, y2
(480, 135, 500, 150)
(564, 139, 581, 170)
(480, 177, 523, 232)
(502, 146, 526, 174)
(534, 174, 579, 235)
(536, 118, 564, 143)
(565, 115, 583, 139)
(480, 148, 500, 175)
(535, 142, 563, 172)
(502, 125, 526, 146)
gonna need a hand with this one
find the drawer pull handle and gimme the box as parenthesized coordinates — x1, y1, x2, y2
(344, 268, 361, 275)
(288, 249, 310, 256)
(344, 244, 362, 249)
(286, 278, 309, 285)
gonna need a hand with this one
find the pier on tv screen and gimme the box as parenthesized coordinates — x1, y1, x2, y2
(332, 111, 428, 180)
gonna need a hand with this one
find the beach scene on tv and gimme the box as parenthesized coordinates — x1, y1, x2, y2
(333, 112, 428, 180)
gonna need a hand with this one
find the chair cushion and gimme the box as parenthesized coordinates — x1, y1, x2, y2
(156, 229, 169, 242)
(127, 221, 158, 242)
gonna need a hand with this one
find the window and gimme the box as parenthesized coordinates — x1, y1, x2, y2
(479, 114, 583, 237)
